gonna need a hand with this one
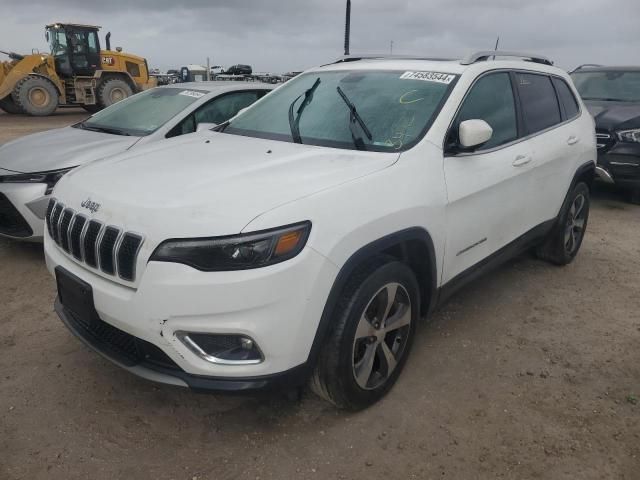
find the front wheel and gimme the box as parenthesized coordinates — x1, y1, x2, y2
(12, 75, 59, 116)
(625, 187, 640, 205)
(310, 258, 419, 410)
(536, 182, 590, 265)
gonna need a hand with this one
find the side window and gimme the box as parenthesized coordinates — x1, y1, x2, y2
(194, 91, 262, 126)
(516, 73, 562, 134)
(552, 78, 580, 120)
(166, 114, 196, 138)
(87, 32, 99, 54)
(453, 72, 518, 150)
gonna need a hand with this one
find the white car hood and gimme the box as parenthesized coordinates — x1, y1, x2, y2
(54, 132, 399, 240)
(0, 126, 140, 173)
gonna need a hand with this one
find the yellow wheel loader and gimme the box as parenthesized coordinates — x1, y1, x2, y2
(0, 23, 156, 116)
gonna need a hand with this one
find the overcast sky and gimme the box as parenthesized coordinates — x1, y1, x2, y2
(2, 0, 640, 73)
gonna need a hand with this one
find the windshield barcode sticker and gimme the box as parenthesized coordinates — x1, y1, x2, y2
(400, 71, 456, 84)
(179, 90, 206, 98)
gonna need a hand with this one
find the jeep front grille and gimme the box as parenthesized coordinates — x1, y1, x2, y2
(46, 198, 144, 282)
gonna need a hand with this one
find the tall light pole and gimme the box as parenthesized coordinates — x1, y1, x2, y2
(344, 0, 351, 56)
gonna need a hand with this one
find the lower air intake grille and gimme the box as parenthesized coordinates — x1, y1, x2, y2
(0, 193, 33, 238)
(62, 301, 179, 370)
(46, 198, 144, 281)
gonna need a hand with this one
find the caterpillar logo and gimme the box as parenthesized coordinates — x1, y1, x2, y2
(101, 56, 115, 65)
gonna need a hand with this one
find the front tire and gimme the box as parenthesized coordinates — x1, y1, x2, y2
(12, 75, 59, 116)
(310, 258, 419, 410)
(97, 78, 133, 108)
(536, 182, 590, 265)
(625, 187, 640, 205)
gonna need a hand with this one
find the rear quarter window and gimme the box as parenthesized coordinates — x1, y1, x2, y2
(515, 73, 562, 134)
(552, 77, 580, 120)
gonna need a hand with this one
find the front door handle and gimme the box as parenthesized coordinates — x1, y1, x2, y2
(513, 154, 533, 167)
(567, 136, 580, 145)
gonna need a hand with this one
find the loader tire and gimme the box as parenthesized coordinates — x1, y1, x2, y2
(12, 75, 59, 116)
(0, 95, 24, 114)
(97, 78, 133, 108)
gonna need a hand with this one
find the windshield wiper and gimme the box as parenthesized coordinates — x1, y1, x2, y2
(288, 77, 321, 144)
(336, 86, 373, 151)
(78, 122, 131, 136)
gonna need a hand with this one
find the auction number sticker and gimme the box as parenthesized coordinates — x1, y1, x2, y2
(179, 90, 206, 98)
(400, 71, 456, 84)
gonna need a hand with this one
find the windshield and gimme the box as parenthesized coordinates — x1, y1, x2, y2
(47, 27, 68, 58)
(571, 71, 640, 102)
(80, 88, 207, 136)
(224, 69, 457, 152)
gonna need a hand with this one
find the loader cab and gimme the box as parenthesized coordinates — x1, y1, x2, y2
(46, 23, 101, 78)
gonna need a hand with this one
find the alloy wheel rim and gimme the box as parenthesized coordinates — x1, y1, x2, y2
(564, 194, 586, 254)
(352, 282, 412, 390)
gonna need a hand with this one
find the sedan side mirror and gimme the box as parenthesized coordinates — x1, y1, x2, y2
(196, 122, 218, 133)
(459, 119, 493, 149)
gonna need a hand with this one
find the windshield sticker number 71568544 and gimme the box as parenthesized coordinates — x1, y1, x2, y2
(399, 71, 456, 84)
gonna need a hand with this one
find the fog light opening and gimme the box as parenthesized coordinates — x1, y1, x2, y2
(176, 331, 264, 365)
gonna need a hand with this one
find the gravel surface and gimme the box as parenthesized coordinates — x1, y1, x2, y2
(1, 109, 638, 479)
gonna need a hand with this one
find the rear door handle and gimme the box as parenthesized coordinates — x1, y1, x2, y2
(567, 136, 580, 145)
(513, 154, 533, 167)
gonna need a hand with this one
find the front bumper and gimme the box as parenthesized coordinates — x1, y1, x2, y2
(0, 182, 49, 240)
(596, 142, 640, 189)
(45, 234, 338, 391)
(54, 296, 311, 392)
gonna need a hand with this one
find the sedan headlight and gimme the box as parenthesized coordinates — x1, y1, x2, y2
(617, 128, 640, 143)
(0, 167, 75, 194)
(150, 222, 311, 271)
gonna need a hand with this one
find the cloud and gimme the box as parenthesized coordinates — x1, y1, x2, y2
(2, 0, 639, 72)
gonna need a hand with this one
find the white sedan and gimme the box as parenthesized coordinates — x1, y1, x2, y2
(0, 82, 273, 241)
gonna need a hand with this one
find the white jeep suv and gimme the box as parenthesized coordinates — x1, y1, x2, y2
(44, 52, 596, 409)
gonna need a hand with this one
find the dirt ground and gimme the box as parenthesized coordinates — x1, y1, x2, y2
(0, 110, 638, 480)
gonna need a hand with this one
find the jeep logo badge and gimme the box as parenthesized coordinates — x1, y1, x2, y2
(81, 198, 101, 214)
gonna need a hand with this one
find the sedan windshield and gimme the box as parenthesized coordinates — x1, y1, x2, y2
(571, 71, 640, 102)
(79, 88, 208, 136)
(224, 70, 457, 152)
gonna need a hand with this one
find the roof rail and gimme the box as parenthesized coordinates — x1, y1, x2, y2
(330, 54, 457, 64)
(461, 51, 553, 66)
(570, 63, 603, 73)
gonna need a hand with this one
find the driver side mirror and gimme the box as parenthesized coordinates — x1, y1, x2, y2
(45, 31, 49, 42)
(458, 119, 493, 149)
(196, 122, 218, 133)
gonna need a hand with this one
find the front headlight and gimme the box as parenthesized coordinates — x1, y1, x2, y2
(617, 128, 640, 143)
(150, 221, 311, 271)
(0, 167, 75, 194)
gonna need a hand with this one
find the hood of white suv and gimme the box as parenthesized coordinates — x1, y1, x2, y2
(53, 132, 399, 240)
(0, 126, 140, 173)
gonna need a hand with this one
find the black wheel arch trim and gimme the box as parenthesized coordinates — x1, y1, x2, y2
(306, 227, 438, 369)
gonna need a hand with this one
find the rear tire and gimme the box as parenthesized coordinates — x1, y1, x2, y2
(12, 75, 59, 116)
(535, 182, 590, 265)
(310, 258, 419, 410)
(97, 78, 133, 108)
(0, 95, 24, 114)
